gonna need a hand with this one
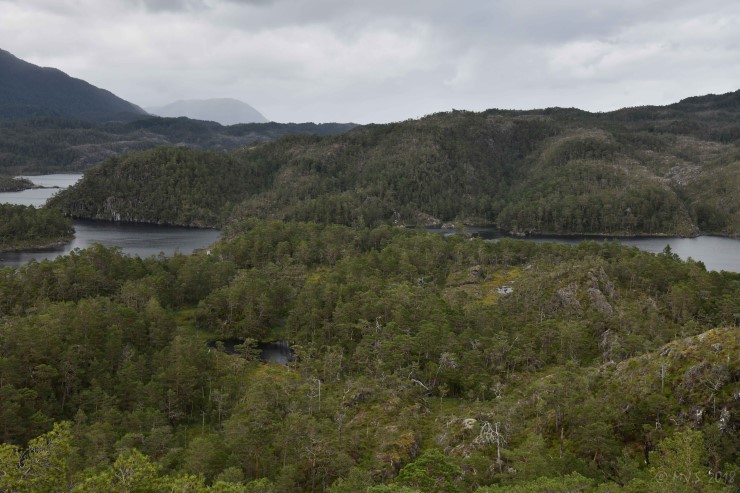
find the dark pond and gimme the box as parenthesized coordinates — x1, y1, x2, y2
(207, 339, 295, 365)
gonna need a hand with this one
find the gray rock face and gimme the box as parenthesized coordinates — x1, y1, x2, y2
(587, 287, 613, 315)
(147, 98, 269, 125)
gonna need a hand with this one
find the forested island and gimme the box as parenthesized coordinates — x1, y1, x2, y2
(0, 176, 34, 192)
(48, 91, 740, 236)
(0, 221, 737, 492)
(0, 204, 74, 251)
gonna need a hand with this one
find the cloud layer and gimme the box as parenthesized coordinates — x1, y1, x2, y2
(2, 0, 739, 123)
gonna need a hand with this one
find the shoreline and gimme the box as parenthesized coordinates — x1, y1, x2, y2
(425, 224, 738, 240)
(0, 236, 75, 254)
(65, 215, 221, 230)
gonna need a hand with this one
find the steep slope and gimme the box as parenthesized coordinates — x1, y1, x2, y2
(148, 98, 269, 125)
(0, 49, 146, 122)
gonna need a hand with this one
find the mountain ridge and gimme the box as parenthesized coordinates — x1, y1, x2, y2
(0, 48, 147, 122)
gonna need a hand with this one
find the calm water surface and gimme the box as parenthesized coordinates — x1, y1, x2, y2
(1, 174, 83, 207)
(0, 220, 221, 267)
(0, 174, 220, 267)
(2, 176, 738, 272)
(437, 228, 740, 273)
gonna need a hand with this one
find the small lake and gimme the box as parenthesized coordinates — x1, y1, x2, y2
(0, 174, 220, 267)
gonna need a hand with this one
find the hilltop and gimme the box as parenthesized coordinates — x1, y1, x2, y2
(0, 50, 355, 174)
(49, 91, 740, 236)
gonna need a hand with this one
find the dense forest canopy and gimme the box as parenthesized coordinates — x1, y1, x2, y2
(0, 117, 356, 174)
(49, 91, 740, 235)
(47, 147, 272, 227)
(0, 204, 74, 251)
(0, 221, 737, 492)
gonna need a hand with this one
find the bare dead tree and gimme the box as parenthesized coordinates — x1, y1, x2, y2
(475, 421, 508, 473)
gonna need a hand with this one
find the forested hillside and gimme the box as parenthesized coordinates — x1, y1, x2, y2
(0, 221, 737, 492)
(49, 91, 740, 235)
(0, 117, 356, 174)
(47, 147, 272, 226)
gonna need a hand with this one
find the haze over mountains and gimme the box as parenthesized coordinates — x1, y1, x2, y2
(0, 49, 146, 122)
(0, 49, 354, 173)
(147, 98, 269, 125)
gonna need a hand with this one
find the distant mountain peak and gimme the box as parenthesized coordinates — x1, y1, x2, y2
(147, 98, 269, 125)
(0, 48, 147, 122)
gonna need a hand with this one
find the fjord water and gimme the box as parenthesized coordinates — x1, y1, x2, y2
(0, 174, 220, 267)
(439, 229, 740, 273)
(1, 175, 738, 272)
(0, 220, 221, 267)
(1, 174, 83, 206)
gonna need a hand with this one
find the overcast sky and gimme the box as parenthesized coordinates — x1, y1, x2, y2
(2, 0, 739, 123)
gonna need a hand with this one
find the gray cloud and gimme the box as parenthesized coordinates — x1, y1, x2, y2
(139, 0, 208, 12)
(1, 0, 739, 122)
